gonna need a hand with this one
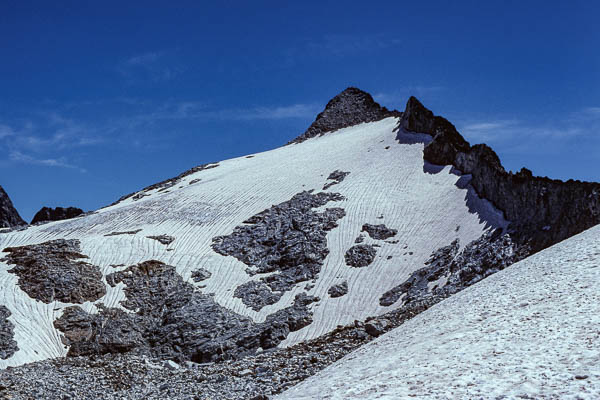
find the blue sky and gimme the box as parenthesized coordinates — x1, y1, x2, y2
(1, 1, 599, 221)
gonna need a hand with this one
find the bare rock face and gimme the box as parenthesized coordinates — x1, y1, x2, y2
(323, 170, 350, 190)
(400, 96, 600, 253)
(57, 260, 319, 363)
(2, 239, 106, 304)
(327, 281, 348, 298)
(212, 191, 346, 301)
(0, 185, 25, 228)
(0, 306, 18, 359)
(361, 223, 397, 240)
(344, 244, 377, 268)
(234, 281, 282, 311)
(289, 87, 401, 144)
(30, 207, 84, 225)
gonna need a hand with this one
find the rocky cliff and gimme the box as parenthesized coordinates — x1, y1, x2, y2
(30, 207, 84, 225)
(400, 96, 600, 252)
(0, 186, 25, 228)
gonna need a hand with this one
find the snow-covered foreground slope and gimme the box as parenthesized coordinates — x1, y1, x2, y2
(279, 224, 600, 400)
(0, 117, 506, 368)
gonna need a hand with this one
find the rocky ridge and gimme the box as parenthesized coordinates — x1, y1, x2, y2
(0, 185, 25, 228)
(30, 207, 84, 225)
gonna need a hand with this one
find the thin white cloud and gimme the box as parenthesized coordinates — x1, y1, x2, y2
(119, 51, 181, 82)
(0, 124, 15, 138)
(9, 151, 85, 172)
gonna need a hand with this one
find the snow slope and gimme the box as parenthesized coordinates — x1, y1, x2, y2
(0, 117, 506, 367)
(279, 223, 600, 399)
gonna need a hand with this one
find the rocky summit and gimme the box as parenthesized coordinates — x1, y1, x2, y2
(0, 87, 598, 399)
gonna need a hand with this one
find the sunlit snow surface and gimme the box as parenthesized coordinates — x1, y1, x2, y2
(0, 117, 506, 367)
(279, 224, 600, 399)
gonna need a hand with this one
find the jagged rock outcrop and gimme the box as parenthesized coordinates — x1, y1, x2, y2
(361, 223, 397, 240)
(57, 260, 319, 363)
(327, 281, 348, 298)
(234, 281, 282, 311)
(289, 87, 401, 144)
(2, 239, 106, 304)
(400, 96, 600, 252)
(212, 191, 346, 295)
(190, 268, 212, 282)
(380, 230, 522, 307)
(0, 306, 18, 359)
(323, 170, 350, 190)
(30, 207, 84, 224)
(0, 185, 25, 228)
(344, 244, 377, 268)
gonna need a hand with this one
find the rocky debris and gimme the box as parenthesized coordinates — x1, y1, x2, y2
(0, 289, 445, 400)
(323, 170, 350, 190)
(354, 234, 365, 243)
(110, 163, 219, 206)
(146, 235, 175, 245)
(0, 185, 25, 228)
(380, 230, 522, 307)
(2, 239, 106, 304)
(212, 191, 346, 294)
(361, 223, 397, 240)
(188, 178, 201, 185)
(104, 229, 142, 236)
(400, 96, 600, 253)
(327, 281, 348, 298)
(0, 305, 18, 359)
(364, 318, 389, 337)
(289, 87, 401, 144)
(344, 244, 377, 268)
(30, 207, 84, 225)
(58, 260, 319, 363)
(190, 268, 212, 282)
(234, 281, 282, 311)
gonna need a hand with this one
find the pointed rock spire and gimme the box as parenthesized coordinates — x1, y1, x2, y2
(0, 185, 25, 228)
(289, 87, 400, 144)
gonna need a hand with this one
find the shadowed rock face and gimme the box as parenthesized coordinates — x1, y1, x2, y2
(56, 260, 319, 363)
(289, 87, 401, 144)
(0, 306, 18, 359)
(2, 239, 106, 304)
(0, 186, 25, 228)
(212, 191, 346, 311)
(30, 207, 84, 224)
(400, 96, 600, 252)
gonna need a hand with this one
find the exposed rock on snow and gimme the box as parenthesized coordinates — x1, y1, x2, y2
(364, 318, 389, 337)
(344, 244, 377, 268)
(59, 260, 320, 363)
(190, 268, 212, 282)
(213, 191, 346, 293)
(323, 170, 350, 190)
(360, 223, 397, 240)
(30, 207, 84, 225)
(327, 281, 348, 298)
(0, 185, 25, 228)
(0, 306, 17, 359)
(234, 281, 282, 311)
(146, 235, 175, 245)
(2, 239, 106, 304)
(104, 229, 142, 236)
(289, 87, 400, 144)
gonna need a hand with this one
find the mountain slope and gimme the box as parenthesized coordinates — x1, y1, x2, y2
(278, 223, 600, 399)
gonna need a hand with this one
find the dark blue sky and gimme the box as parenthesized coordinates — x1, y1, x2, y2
(1, 1, 599, 221)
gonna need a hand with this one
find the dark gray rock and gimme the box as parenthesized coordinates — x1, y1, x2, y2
(234, 281, 282, 311)
(364, 318, 389, 337)
(323, 170, 350, 190)
(327, 281, 348, 298)
(212, 191, 346, 294)
(146, 235, 175, 245)
(289, 87, 401, 144)
(400, 96, 600, 253)
(361, 223, 397, 240)
(30, 207, 84, 225)
(380, 230, 522, 307)
(190, 268, 212, 282)
(354, 235, 365, 243)
(2, 239, 106, 304)
(104, 229, 142, 236)
(344, 244, 377, 268)
(0, 185, 25, 228)
(0, 305, 18, 359)
(57, 260, 319, 363)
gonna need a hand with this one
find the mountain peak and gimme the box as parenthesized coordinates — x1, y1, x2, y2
(0, 185, 25, 228)
(289, 87, 401, 144)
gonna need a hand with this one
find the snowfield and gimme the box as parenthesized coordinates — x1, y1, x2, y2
(278, 223, 600, 399)
(0, 117, 506, 367)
